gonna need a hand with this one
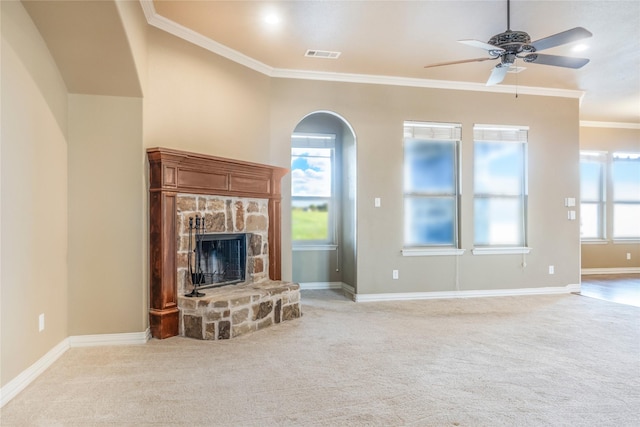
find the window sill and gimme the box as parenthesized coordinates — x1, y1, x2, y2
(472, 247, 532, 255)
(402, 248, 465, 257)
(293, 244, 337, 251)
(581, 239, 640, 245)
(581, 239, 609, 245)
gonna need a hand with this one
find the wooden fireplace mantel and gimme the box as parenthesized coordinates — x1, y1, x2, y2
(147, 147, 288, 339)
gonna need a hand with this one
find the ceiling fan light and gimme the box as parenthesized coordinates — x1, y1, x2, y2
(507, 66, 526, 74)
(572, 44, 589, 52)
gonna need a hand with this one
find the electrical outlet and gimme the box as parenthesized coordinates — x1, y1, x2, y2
(39, 313, 45, 332)
(392, 269, 399, 279)
(374, 197, 381, 208)
(627, 253, 631, 260)
(548, 265, 555, 275)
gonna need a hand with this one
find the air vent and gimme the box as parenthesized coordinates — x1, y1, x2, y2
(305, 49, 341, 59)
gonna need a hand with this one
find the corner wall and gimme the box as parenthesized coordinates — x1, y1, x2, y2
(1, 0, 69, 386)
(67, 94, 144, 335)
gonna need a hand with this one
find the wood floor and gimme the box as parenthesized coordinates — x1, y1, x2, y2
(580, 273, 640, 307)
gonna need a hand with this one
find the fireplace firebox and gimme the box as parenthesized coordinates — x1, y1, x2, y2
(188, 228, 247, 294)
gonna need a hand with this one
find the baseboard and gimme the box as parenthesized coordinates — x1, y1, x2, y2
(0, 338, 70, 408)
(299, 281, 345, 290)
(341, 283, 356, 301)
(354, 284, 580, 302)
(299, 282, 358, 301)
(68, 328, 151, 347)
(0, 328, 150, 408)
(581, 267, 640, 275)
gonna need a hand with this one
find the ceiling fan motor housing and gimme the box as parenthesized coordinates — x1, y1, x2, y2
(488, 30, 534, 54)
(500, 53, 518, 66)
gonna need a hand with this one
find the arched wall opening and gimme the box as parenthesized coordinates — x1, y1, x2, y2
(290, 111, 357, 291)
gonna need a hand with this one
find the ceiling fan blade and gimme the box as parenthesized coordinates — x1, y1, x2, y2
(424, 57, 497, 69)
(486, 65, 509, 86)
(459, 39, 504, 53)
(530, 27, 592, 51)
(523, 53, 590, 69)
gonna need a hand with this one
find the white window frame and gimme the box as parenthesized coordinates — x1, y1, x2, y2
(612, 151, 640, 241)
(472, 124, 530, 254)
(402, 121, 462, 255)
(291, 133, 337, 248)
(580, 151, 607, 241)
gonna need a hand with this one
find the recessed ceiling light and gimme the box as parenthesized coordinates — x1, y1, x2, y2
(264, 13, 280, 26)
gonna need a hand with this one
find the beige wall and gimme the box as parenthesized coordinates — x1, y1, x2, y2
(271, 80, 582, 294)
(67, 94, 144, 335)
(1, 0, 69, 386)
(143, 27, 272, 163)
(580, 125, 640, 269)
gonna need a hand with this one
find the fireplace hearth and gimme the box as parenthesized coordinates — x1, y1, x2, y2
(178, 281, 301, 340)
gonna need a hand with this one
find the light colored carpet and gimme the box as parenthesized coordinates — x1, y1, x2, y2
(2, 290, 639, 426)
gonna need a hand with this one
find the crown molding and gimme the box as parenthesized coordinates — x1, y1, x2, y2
(140, 1, 584, 101)
(271, 68, 584, 99)
(580, 121, 640, 130)
(139, 0, 274, 75)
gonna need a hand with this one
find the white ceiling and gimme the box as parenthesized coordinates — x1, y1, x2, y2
(20, 0, 640, 125)
(147, 0, 640, 125)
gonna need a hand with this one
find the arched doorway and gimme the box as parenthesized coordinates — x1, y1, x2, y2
(290, 111, 357, 292)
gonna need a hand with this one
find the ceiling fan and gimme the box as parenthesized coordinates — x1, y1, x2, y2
(424, 0, 592, 85)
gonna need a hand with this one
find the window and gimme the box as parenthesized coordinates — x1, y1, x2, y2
(473, 125, 528, 247)
(403, 122, 461, 247)
(580, 151, 606, 239)
(291, 133, 335, 244)
(612, 152, 640, 239)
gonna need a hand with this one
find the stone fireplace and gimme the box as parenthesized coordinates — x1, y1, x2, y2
(175, 195, 270, 295)
(147, 148, 300, 340)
